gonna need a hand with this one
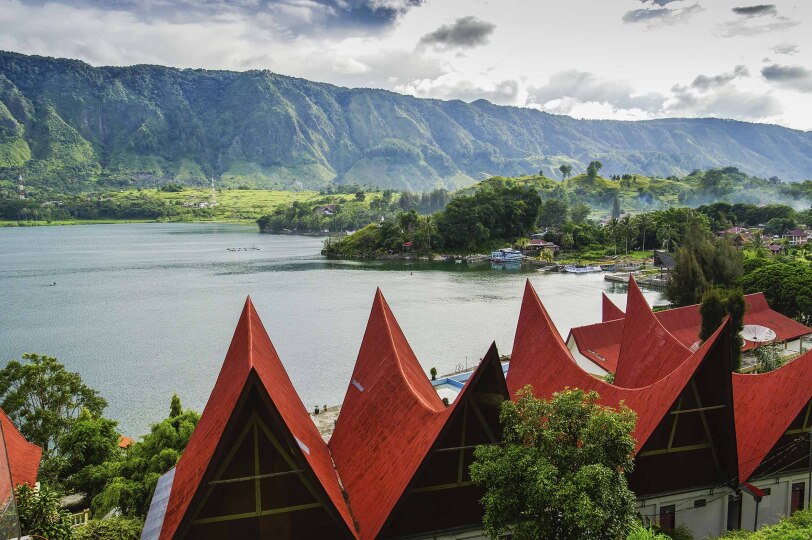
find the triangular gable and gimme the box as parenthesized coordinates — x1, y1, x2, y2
(614, 277, 692, 387)
(0, 409, 41, 488)
(507, 280, 733, 456)
(329, 289, 448, 540)
(602, 293, 625, 322)
(733, 349, 812, 482)
(158, 298, 356, 540)
(378, 343, 509, 539)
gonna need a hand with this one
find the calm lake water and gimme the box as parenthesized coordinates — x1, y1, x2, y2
(0, 223, 663, 437)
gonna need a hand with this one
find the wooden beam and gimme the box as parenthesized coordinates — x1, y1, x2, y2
(670, 405, 726, 415)
(208, 470, 302, 486)
(408, 481, 475, 495)
(190, 502, 323, 526)
(638, 443, 712, 457)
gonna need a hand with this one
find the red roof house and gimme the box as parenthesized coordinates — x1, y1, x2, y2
(613, 278, 692, 387)
(0, 409, 41, 488)
(150, 298, 357, 539)
(508, 281, 739, 495)
(569, 290, 811, 374)
(329, 290, 508, 540)
(732, 350, 812, 482)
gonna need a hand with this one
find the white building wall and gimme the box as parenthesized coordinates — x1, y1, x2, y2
(566, 337, 609, 376)
(741, 472, 810, 532)
(636, 487, 731, 540)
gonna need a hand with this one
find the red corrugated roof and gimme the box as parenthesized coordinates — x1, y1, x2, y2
(0, 409, 41, 488)
(567, 319, 624, 372)
(732, 350, 812, 482)
(329, 289, 450, 540)
(613, 277, 692, 387)
(571, 292, 811, 373)
(507, 280, 730, 454)
(159, 298, 356, 540)
(602, 293, 624, 322)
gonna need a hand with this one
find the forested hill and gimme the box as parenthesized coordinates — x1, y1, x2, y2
(1, 50, 812, 192)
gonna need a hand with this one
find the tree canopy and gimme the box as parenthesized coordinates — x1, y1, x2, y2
(470, 387, 637, 540)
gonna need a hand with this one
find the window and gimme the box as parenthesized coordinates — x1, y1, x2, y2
(694, 499, 706, 508)
(659, 505, 675, 531)
(791, 483, 805, 514)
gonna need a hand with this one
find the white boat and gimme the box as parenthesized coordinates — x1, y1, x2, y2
(490, 248, 524, 263)
(564, 265, 603, 273)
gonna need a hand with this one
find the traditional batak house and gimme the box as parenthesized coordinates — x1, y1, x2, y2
(329, 290, 508, 540)
(142, 284, 810, 539)
(568, 284, 811, 377)
(508, 281, 740, 539)
(143, 292, 508, 540)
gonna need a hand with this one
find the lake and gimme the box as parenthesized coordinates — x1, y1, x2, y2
(0, 223, 663, 437)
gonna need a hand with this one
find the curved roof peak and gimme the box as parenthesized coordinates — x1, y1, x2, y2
(602, 292, 625, 322)
(613, 277, 692, 387)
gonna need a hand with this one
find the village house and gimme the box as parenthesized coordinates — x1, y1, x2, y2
(315, 204, 338, 216)
(143, 284, 812, 539)
(782, 228, 809, 246)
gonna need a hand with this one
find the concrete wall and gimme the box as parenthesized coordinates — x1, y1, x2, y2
(741, 473, 810, 532)
(636, 487, 730, 539)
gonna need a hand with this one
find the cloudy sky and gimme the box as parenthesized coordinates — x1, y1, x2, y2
(1, 0, 811, 129)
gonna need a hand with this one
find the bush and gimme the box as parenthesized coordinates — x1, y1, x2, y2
(665, 524, 694, 540)
(73, 517, 143, 540)
(627, 523, 669, 540)
(15, 484, 72, 540)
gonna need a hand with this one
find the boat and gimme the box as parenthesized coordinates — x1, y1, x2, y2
(564, 265, 603, 273)
(490, 248, 524, 263)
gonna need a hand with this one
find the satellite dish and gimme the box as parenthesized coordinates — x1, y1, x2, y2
(740, 325, 776, 343)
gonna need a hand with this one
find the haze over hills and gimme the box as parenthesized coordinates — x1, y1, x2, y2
(1, 50, 811, 193)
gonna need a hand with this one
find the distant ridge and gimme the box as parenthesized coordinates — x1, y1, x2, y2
(1, 50, 811, 192)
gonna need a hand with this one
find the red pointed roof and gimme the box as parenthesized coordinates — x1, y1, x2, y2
(507, 280, 730, 453)
(0, 409, 41, 488)
(159, 298, 356, 540)
(570, 292, 811, 374)
(602, 293, 624, 322)
(733, 350, 812, 482)
(613, 277, 692, 387)
(329, 289, 450, 540)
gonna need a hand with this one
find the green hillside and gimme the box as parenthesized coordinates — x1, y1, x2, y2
(1, 50, 812, 192)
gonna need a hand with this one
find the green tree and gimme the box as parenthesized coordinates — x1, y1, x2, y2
(620, 215, 635, 255)
(611, 196, 621, 220)
(725, 289, 746, 371)
(354, 191, 365, 202)
(471, 388, 637, 540)
(73, 517, 144, 540)
(0, 354, 107, 477)
(666, 219, 742, 306)
(559, 164, 573, 179)
(763, 217, 795, 236)
(571, 203, 591, 224)
(56, 409, 120, 500)
(538, 198, 569, 229)
(754, 345, 786, 373)
(587, 160, 603, 181)
(92, 395, 200, 517)
(15, 484, 72, 540)
(739, 260, 812, 325)
(169, 394, 182, 418)
(635, 213, 653, 253)
(699, 288, 726, 341)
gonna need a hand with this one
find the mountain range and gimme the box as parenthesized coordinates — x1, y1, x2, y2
(1, 50, 811, 192)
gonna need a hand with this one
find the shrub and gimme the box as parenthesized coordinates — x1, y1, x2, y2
(15, 484, 72, 540)
(73, 517, 143, 540)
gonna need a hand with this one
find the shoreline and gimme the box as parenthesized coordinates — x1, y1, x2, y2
(0, 218, 261, 228)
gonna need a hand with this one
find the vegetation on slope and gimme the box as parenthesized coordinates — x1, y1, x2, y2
(3, 51, 812, 192)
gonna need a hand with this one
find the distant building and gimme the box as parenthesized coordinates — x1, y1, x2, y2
(653, 250, 675, 269)
(767, 242, 784, 256)
(782, 228, 809, 246)
(315, 205, 338, 216)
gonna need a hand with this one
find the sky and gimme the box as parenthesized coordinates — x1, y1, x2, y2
(1, 0, 811, 130)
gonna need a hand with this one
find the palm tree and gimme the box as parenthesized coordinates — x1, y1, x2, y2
(657, 222, 677, 252)
(606, 217, 619, 255)
(620, 215, 634, 255)
(635, 213, 654, 253)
